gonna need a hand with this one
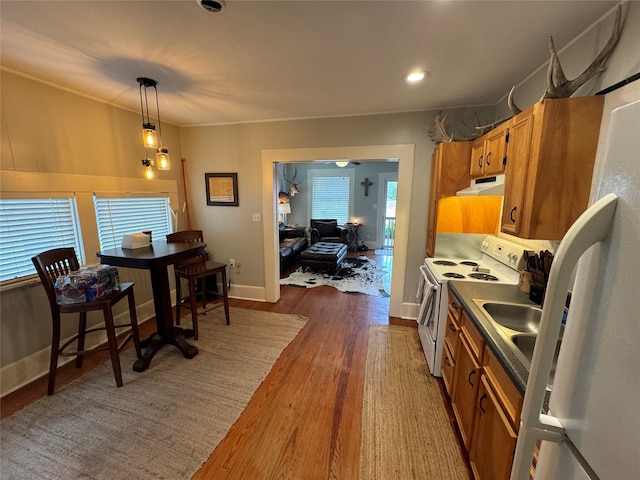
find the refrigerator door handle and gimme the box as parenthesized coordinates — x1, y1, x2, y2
(510, 193, 618, 480)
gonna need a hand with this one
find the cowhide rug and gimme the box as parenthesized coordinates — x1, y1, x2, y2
(280, 257, 389, 297)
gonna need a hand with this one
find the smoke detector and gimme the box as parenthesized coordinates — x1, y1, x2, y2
(197, 0, 225, 13)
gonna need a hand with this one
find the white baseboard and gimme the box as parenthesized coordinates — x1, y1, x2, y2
(0, 285, 270, 398)
(227, 283, 266, 302)
(0, 299, 157, 398)
(400, 301, 419, 320)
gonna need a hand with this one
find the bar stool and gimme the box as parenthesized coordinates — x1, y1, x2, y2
(32, 248, 141, 395)
(166, 231, 230, 339)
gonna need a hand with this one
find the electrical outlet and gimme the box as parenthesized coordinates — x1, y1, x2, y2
(252, 213, 261, 222)
(229, 258, 235, 267)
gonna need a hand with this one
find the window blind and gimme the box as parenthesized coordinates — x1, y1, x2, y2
(312, 175, 350, 224)
(0, 197, 85, 282)
(94, 195, 172, 251)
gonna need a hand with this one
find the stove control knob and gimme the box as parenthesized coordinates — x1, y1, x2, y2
(481, 241, 489, 251)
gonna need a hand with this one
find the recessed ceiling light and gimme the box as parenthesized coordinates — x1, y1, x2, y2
(197, 0, 225, 13)
(404, 70, 428, 84)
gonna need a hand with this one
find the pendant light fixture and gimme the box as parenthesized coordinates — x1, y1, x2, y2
(137, 77, 171, 178)
(141, 158, 155, 180)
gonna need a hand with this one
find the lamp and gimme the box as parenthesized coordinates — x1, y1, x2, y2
(141, 158, 154, 180)
(156, 148, 171, 170)
(335, 161, 349, 167)
(137, 77, 171, 176)
(278, 203, 291, 224)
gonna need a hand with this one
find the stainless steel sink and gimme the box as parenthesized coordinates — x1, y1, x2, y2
(511, 334, 561, 385)
(473, 299, 561, 388)
(478, 301, 542, 334)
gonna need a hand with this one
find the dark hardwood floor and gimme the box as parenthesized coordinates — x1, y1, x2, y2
(1, 250, 459, 479)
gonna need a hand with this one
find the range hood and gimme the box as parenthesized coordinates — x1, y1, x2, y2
(456, 175, 505, 196)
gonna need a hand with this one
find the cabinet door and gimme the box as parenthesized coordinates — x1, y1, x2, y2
(470, 139, 485, 177)
(426, 149, 440, 257)
(441, 341, 456, 396)
(470, 375, 518, 480)
(502, 112, 533, 235)
(451, 334, 481, 449)
(483, 126, 508, 176)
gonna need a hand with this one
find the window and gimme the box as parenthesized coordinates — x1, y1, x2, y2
(309, 169, 354, 225)
(94, 195, 173, 251)
(0, 197, 85, 283)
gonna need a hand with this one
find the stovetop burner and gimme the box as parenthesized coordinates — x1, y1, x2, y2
(460, 261, 479, 267)
(434, 260, 457, 266)
(468, 273, 499, 281)
(443, 272, 465, 279)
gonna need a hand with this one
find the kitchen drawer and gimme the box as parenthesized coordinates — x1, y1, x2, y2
(445, 310, 460, 358)
(483, 345, 523, 429)
(448, 291, 463, 320)
(460, 309, 485, 362)
(441, 341, 456, 396)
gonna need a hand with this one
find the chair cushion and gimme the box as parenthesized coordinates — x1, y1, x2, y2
(313, 221, 338, 236)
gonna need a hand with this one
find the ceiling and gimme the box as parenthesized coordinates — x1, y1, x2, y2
(0, 0, 619, 127)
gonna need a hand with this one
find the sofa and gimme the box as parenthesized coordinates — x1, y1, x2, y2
(279, 224, 307, 273)
(309, 219, 348, 245)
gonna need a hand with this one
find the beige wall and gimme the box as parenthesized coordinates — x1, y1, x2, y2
(495, 3, 640, 118)
(0, 71, 186, 394)
(1, 2, 638, 394)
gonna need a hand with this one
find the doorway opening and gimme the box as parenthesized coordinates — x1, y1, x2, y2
(262, 144, 414, 318)
(380, 175, 397, 251)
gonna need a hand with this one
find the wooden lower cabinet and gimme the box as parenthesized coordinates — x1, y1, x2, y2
(470, 374, 518, 480)
(441, 340, 456, 396)
(444, 295, 525, 480)
(451, 334, 482, 449)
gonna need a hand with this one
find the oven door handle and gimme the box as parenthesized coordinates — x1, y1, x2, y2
(417, 267, 438, 326)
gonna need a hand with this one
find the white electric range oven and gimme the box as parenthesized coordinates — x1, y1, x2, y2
(417, 235, 527, 376)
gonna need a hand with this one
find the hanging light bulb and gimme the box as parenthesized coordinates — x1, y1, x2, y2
(156, 148, 171, 170)
(137, 77, 171, 176)
(138, 78, 159, 149)
(143, 124, 157, 149)
(142, 158, 154, 180)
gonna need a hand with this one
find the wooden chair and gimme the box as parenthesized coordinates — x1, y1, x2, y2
(166, 230, 230, 339)
(32, 248, 142, 395)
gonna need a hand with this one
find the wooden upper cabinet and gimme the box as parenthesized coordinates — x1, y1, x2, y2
(501, 113, 533, 235)
(501, 96, 604, 239)
(470, 122, 509, 178)
(426, 141, 472, 257)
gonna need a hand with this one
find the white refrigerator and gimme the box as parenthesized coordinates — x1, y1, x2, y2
(511, 97, 640, 479)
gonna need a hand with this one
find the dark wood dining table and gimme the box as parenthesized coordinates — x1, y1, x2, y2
(96, 241, 207, 372)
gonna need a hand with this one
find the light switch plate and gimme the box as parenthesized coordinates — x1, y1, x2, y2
(252, 213, 261, 222)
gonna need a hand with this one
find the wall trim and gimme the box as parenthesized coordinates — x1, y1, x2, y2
(0, 299, 156, 397)
(261, 144, 415, 317)
(401, 301, 420, 320)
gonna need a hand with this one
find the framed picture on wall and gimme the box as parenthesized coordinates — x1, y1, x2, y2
(205, 173, 239, 206)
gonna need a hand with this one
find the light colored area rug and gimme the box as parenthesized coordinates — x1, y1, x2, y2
(280, 257, 389, 297)
(0, 307, 307, 480)
(360, 325, 470, 479)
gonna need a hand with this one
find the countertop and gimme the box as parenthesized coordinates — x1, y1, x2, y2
(447, 281, 536, 395)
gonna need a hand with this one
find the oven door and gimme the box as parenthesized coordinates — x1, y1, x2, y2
(417, 265, 443, 375)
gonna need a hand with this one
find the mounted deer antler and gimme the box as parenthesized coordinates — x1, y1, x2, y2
(427, 112, 453, 144)
(278, 166, 301, 204)
(508, 4, 622, 115)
